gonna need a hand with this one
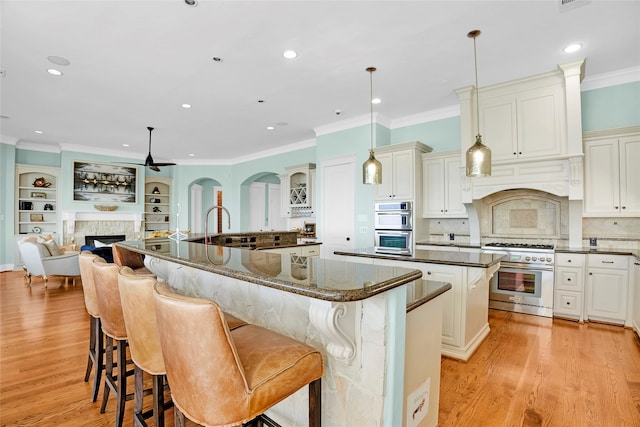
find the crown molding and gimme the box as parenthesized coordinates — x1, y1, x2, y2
(0, 134, 19, 145)
(581, 65, 640, 91)
(390, 104, 460, 129)
(314, 112, 391, 136)
(16, 140, 61, 153)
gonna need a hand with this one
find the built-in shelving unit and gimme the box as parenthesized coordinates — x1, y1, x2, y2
(15, 164, 60, 237)
(144, 177, 172, 232)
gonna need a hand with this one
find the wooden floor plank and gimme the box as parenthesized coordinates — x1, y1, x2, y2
(2, 270, 640, 426)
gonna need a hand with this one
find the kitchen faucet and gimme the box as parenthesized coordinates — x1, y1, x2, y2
(204, 205, 231, 244)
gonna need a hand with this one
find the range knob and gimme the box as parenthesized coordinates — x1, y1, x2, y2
(532, 256, 538, 261)
(546, 257, 552, 262)
(525, 256, 531, 261)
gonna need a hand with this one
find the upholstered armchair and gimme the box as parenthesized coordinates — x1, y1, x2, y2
(17, 239, 80, 288)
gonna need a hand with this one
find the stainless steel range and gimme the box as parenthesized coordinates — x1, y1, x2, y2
(482, 243, 555, 318)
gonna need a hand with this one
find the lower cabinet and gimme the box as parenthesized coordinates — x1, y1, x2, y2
(553, 253, 585, 321)
(632, 258, 640, 337)
(259, 245, 320, 257)
(586, 254, 629, 325)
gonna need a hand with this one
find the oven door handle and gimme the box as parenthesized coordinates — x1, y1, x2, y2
(500, 262, 554, 272)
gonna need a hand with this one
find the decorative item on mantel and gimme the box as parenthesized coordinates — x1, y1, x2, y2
(152, 186, 160, 194)
(465, 29, 492, 177)
(362, 66, 382, 185)
(94, 204, 118, 211)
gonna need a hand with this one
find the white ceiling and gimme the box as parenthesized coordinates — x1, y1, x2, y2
(1, 1, 639, 165)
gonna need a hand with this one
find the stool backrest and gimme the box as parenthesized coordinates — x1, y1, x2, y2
(117, 267, 165, 375)
(93, 259, 127, 340)
(153, 282, 249, 424)
(79, 251, 102, 318)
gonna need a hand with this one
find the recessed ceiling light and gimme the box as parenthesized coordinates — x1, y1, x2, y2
(47, 68, 63, 76)
(266, 126, 275, 130)
(283, 50, 297, 59)
(563, 43, 582, 53)
(47, 56, 70, 66)
(372, 98, 381, 104)
(34, 130, 43, 134)
(181, 103, 192, 109)
(122, 143, 130, 147)
(188, 153, 195, 157)
(184, 0, 197, 6)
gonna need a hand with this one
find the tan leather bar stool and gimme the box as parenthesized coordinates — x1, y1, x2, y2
(112, 244, 155, 276)
(78, 251, 104, 402)
(92, 258, 134, 427)
(153, 283, 323, 427)
(117, 267, 171, 427)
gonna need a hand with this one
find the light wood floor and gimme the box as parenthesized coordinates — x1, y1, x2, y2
(1, 270, 640, 426)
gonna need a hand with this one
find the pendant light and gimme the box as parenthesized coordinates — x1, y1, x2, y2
(465, 30, 491, 177)
(363, 66, 382, 184)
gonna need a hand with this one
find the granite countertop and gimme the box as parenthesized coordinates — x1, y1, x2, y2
(334, 247, 505, 268)
(116, 238, 422, 302)
(185, 233, 321, 250)
(555, 245, 640, 260)
(406, 280, 452, 313)
(415, 241, 482, 250)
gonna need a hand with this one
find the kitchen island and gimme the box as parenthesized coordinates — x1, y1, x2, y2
(334, 248, 504, 361)
(115, 238, 451, 427)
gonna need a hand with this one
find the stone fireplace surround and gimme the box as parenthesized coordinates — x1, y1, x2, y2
(62, 211, 143, 246)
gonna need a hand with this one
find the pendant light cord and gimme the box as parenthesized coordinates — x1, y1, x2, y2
(472, 34, 480, 137)
(369, 67, 374, 151)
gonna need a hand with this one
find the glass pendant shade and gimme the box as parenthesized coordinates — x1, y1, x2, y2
(466, 134, 492, 177)
(465, 29, 491, 177)
(363, 149, 382, 184)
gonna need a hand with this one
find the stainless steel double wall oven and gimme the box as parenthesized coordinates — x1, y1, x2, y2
(374, 201, 413, 256)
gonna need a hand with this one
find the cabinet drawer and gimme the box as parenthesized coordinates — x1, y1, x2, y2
(301, 245, 320, 257)
(588, 254, 628, 270)
(555, 267, 584, 291)
(554, 290, 582, 318)
(555, 253, 585, 267)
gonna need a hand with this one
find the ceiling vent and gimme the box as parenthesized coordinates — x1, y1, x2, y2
(559, 0, 591, 12)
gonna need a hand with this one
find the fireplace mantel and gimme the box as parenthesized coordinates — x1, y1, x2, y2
(62, 211, 143, 234)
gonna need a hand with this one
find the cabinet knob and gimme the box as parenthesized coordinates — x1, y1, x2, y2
(567, 259, 572, 263)
(589, 272, 593, 275)
(614, 206, 619, 209)
(427, 271, 432, 275)
(566, 301, 571, 305)
(346, 237, 350, 241)
(440, 210, 444, 212)
(567, 278, 571, 281)
(518, 152, 522, 155)
(622, 206, 626, 209)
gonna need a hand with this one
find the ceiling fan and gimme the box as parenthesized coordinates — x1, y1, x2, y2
(124, 126, 176, 172)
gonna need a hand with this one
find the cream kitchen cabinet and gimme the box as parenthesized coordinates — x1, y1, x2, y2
(553, 253, 585, 321)
(279, 164, 315, 217)
(373, 141, 431, 201)
(479, 85, 566, 162)
(586, 254, 629, 325)
(583, 131, 640, 216)
(421, 151, 466, 217)
(632, 257, 640, 338)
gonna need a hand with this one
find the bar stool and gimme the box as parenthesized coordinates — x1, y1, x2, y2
(112, 244, 155, 276)
(92, 258, 134, 427)
(78, 251, 104, 402)
(117, 267, 170, 427)
(153, 283, 323, 427)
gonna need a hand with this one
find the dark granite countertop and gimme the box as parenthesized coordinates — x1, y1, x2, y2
(335, 247, 505, 268)
(116, 238, 423, 302)
(406, 280, 452, 313)
(415, 241, 482, 250)
(555, 245, 640, 261)
(185, 232, 321, 250)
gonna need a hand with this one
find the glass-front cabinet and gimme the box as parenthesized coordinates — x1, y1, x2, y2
(15, 164, 60, 237)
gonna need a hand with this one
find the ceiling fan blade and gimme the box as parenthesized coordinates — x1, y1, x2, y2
(150, 162, 177, 167)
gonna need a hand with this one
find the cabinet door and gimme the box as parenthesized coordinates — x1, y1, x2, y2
(374, 152, 394, 200)
(633, 260, 640, 336)
(392, 150, 414, 200)
(422, 158, 445, 216)
(278, 175, 290, 217)
(479, 95, 518, 162)
(423, 266, 463, 347)
(516, 86, 564, 160)
(583, 139, 620, 215)
(619, 136, 640, 215)
(586, 267, 628, 324)
(444, 157, 466, 216)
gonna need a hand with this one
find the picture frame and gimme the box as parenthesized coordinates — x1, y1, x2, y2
(31, 192, 47, 199)
(303, 222, 316, 235)
(73, 161, 137, 204)
(30, 213, 44, 222)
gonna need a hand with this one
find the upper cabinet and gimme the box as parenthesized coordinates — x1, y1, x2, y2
(280, 163, 315, 217)
(457, 59, 585, 166)
(374, 141, 431, 202)
(421, 151, 466, 218)
(480, 84, 566, 162)
(583, 129, 640, 216)
(15, 164, 60, 237)
(144, 177, 172, 232)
